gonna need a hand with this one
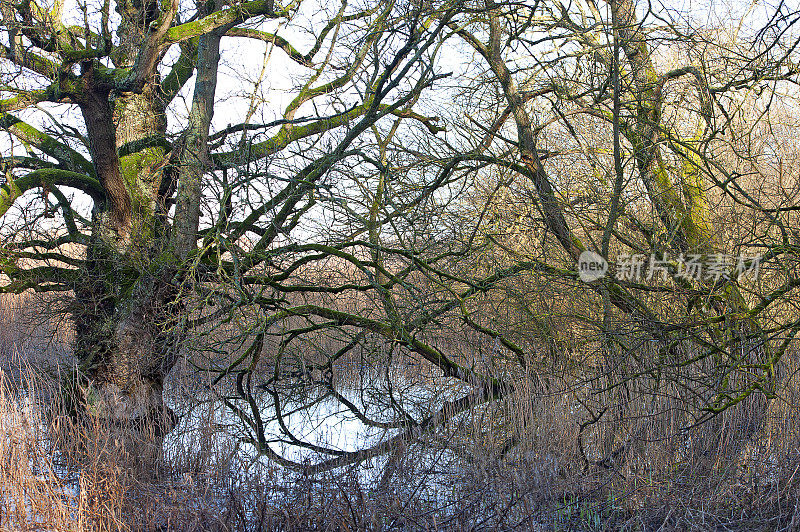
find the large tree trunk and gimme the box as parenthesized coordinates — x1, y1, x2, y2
(67, 0, 224, 460)
(68, 0, 178, 456)
(72, 79, 178, 457)
(605, 0, 775, 474)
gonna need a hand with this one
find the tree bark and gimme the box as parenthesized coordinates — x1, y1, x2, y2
(69, 1, 180, 455)
(173, 16, 227, 261)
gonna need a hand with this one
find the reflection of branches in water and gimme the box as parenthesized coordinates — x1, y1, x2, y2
(215, 331, 495, 472)
(191, 251, 790, 473)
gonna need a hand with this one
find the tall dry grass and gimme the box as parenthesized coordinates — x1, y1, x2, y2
(0, 365, 524, 530)
(0, 293, 501, 530)
(3, 290, 800, 530)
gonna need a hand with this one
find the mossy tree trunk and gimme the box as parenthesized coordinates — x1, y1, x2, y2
(70, 7, 178, 439)
(454, 0, 788, 471)
(65, 1, 233, 449)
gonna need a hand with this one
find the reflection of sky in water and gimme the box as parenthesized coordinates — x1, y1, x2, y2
(163, 377, 473, 501)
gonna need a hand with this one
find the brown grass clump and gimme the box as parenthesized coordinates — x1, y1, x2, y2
(0, 373, 128, 531)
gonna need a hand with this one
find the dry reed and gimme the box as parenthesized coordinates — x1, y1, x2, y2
(2, 291, 800, 530)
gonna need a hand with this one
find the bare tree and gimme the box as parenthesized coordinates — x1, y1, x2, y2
(449, 0, 800, 464)
(1, 0, 799, 479)
(0, 0, 462, 448)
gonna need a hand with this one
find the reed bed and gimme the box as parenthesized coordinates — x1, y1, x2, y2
(2, 291, 800, 530)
